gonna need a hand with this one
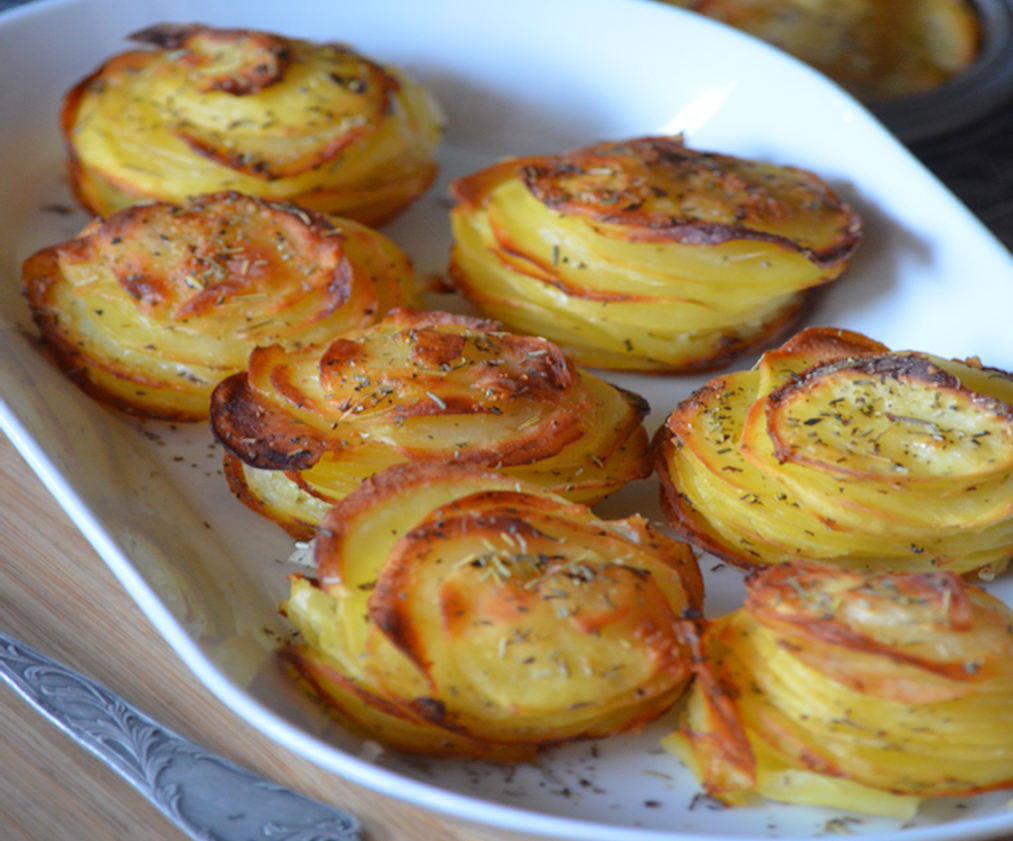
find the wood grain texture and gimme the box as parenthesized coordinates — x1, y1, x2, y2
(0, 429, 485, 841)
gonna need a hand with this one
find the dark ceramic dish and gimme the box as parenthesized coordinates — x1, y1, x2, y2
(872, 0, 1013, 142)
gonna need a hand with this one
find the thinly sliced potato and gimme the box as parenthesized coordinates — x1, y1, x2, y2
(654, 326, 1013, 577)
(281, 460, 703, 758)
(448, 136, 862, 372)
(21, 192, 416, 420)
(211, 308, 652, 537)
(63, 24, 443, 224)
(665, 563, 1013, 815)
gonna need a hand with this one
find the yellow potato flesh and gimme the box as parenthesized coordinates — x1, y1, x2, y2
(245, 328, 636, 464)
(284, 578, 536, 761)
(24, 196, 415, 420)
(228, 457, 336, 533)
(281, 465, 701, 755)
(753, 574, 1013, 695)
(368, 512, 688, 738)
(662, 728, 921, 818)
(729, 613, 1013, 793)
(303, 422, 648, 497)
(762, 357, 1013, 480)
(68, 35, 443, 222)
(657, 329, 1013, 575)
(660, 370, 975, 568)
(749, 356, 1013, 532)
(295, 370, 646, 489)
(60, 215, 409, 370)
(216, 310, 651, 535)
(488, 178, 835, 302)
(448, 137, 861, 371)
(308, 471, 525, 669)
(241, 318, 600, 459)
(452, 208, 808, 370)
(233, 419, 650, 537)
(665, 566, 1013, 814)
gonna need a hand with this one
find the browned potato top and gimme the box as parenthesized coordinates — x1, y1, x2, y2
(62, 23, 443, 222)
(448, 137, 862, 372)
(21, 191, 415, 419)
(653, 326, 1013, 577)
(210, 307, 648, 472)
(281, 461, 703, 759)
(665, 562, 1013, 812)
(453, 136, 862, 261)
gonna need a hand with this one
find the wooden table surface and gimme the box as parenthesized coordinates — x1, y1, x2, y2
(0, 429, 492, 841)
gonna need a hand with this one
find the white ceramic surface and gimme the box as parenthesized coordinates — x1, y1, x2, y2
(2, 1, 1013, 839)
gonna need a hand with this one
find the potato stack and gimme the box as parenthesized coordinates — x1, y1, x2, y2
(448, 136, 862, 372)
(654, 327, 1013, 578)
(22, 192, 416, 420)
(665, 563, 1013, 817)
(282, 461, 704, 760)
(62, 23, 444, 224)
(211, 308, 653, 537)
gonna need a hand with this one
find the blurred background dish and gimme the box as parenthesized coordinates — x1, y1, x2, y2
(871, 0, 1013, 142)
(664, 0, 1013, 143)
(665, 0, 982, 102)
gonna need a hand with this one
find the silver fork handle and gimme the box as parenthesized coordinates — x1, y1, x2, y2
(0, 628, 360, 841)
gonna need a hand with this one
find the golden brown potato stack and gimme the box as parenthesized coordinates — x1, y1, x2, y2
(62, 23, 444, 224)
(653, 326, 1013, 578)
(448, 136, 862, 372)
(21, 192, 416, 420)
(281, 461, 704, 760)
(211, 307, 652, 538)
(666, 563, 1013, 816)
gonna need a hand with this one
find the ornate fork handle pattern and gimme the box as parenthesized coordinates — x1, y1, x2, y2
(0, 629, 361, 841)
